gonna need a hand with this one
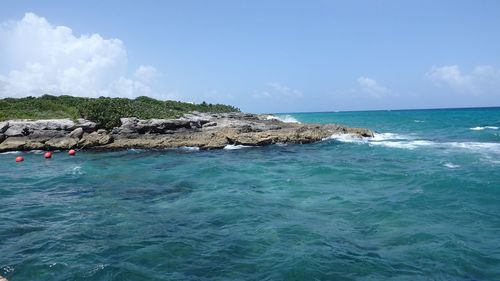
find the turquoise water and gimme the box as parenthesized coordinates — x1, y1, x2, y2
(1, 108, 500, 280)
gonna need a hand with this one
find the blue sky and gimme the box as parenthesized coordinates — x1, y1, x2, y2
(1, 0, 499, 112)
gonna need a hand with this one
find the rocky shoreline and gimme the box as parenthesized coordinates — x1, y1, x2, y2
(0, 112, 374, 152)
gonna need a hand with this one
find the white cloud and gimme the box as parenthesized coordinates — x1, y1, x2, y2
(252, 82, 303, 99)
(426, 65, 500, 95)
(108, 77, 153, 98)
(134, 65, 158, 83)
(356, 76, 394, 98)
(0, 13, 159, 98)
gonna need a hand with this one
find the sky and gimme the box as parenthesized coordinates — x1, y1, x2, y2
(1, 0, 500, 113)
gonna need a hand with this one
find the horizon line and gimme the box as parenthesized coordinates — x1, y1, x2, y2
(273, 105, 500, 115)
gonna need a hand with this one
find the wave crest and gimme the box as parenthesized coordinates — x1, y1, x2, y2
(470, 126, 498, 131)
(266, 114, 300, 123)
(444, 162, 460, 168)
(224, 144, 253, 150)
(327, 132, 500, 155)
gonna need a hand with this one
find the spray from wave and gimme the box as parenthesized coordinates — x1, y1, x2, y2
(266, 114, 300, 123)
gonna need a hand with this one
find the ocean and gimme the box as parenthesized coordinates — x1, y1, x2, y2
(1, 107, 499, 280)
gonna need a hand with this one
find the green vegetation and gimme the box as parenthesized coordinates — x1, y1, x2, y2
(0, 95, 240, 129)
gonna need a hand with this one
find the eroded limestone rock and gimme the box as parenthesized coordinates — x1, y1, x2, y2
(45, 137, 79, 149)
(0, 113, 374, 152)
(79, 130, 113, 147)
(68, 127, 84, 139)
(0, 121, 9, 133)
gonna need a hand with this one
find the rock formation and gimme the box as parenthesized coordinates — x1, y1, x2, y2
(0, 112, 374, 152)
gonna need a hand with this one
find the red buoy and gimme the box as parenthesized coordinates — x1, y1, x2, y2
(44, 152, 52, 159)
(68, 149, 76, 156)
(15, 156, 24, 162)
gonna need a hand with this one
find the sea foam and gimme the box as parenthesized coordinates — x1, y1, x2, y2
(369, 139, 435, 150)
(224, 144, 252, 150)
(0, 151, 21, 155)
(324, 133, 367, 143)
(266, 114, 300, 123)
(69, 165, 84, 175)
(443, 162, 460, 169)
(178, 146, 200, 151)
(470, 126, 498, 131)
(327, 132, 500, 155)
(326, 132, 413, 144)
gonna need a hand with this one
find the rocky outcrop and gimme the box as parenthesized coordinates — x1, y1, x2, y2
(0, 112, 374, 152)
(79, 129, 114, 148)
(111, 117, 208, 135)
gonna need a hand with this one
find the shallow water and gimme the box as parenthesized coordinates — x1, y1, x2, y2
(1, 108, 500, 280)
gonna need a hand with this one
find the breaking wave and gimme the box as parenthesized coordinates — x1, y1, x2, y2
(327, 132, 500, 155)
(178, 146, 200, 151)
(128, 148, 145, 153)
(326, 132, 414, 144)
(224, 144, 253, 150)
(443, 162, 460, 169)
(1, 150, 44, 155)
(470, 126, 498, 131)
(266, 114, 300, 123)
(0, 151, 21, 155)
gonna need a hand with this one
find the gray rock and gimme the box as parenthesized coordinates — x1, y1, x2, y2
(3, 119, 76, 136)
(120, 117, 138, 126)
(0, 137, 26, 152)
(4, 123, 28, 137)
(68, 127, 84, 139)
(17, 119, 75, 131)
(251, 124, 282, 131)
(76, 118, 97, 132)
(202, 122, 217, 128)
(180, 112, 211, 122)
(33, 119, 75, 130)
(116, 117, 140, 134)
(0, 112, 374, 152)
(0, 121, 9, 133)
(189, 120, 210, 129)
(46, 137, 79, 149)
(116, 118, 195, 134)
(142, 119, 191, 133)
(79, 130, 113, 147)
(29, 129, 68, 139)
(180, 113, 212, 128)
(25, 140, 45, 150)
(223, 112, 259, 120)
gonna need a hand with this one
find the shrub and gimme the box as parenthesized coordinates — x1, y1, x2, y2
(0, 95, 240, 129)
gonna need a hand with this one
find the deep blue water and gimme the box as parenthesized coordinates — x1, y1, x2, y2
(1, 108, 500, 280)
